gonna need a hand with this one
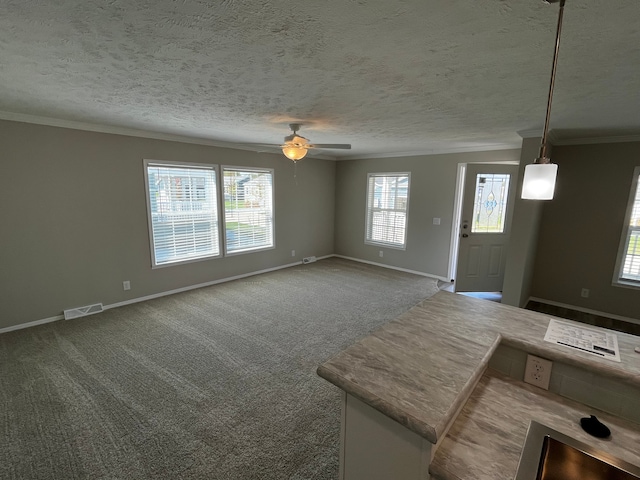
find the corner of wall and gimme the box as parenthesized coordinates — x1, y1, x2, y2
(502, 137, 544, 308)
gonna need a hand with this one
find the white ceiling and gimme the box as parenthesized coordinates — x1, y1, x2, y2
(1, 0, 639, 159)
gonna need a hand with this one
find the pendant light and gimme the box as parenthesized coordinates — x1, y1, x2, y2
(521, 0, 566, 200)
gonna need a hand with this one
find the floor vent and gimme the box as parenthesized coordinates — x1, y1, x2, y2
(303, 256, 317, 264)
(63, 303, 104, 320)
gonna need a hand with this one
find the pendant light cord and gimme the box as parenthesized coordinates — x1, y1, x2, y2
(539, 0, 566, 162)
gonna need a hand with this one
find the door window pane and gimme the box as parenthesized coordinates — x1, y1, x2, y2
(471, 174, 510, 233)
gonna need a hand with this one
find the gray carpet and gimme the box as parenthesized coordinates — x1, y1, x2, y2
(0, 258, 439, 479)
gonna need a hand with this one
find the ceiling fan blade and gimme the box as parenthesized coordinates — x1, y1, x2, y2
(307, 143, 352, 150)
(235, 143, 284, 148)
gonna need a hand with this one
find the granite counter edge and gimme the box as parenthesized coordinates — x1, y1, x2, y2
(316, 364, 439, 443)
(316, 334, 502, 445)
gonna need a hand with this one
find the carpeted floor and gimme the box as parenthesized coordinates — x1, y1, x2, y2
(0, 258, 439, 480)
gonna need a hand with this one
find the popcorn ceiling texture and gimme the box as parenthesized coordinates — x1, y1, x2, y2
(0, 0, 639, 157)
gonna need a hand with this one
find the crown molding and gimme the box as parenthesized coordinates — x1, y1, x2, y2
(0, 111, 342, 160)
(517, 128, 543, 139)
(4, 111, 640, 161)
(517, 127, 640, 146)
(0, 110, 238, 147)
(553, 134, 640, 146)
(343, 142, 521, 160)
(517, 128, 556, 142)
(0, 110, 520, 160)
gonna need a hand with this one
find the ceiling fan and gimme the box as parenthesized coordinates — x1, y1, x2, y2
(248, 123, 351, 161)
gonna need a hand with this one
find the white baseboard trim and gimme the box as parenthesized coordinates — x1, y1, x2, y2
(0, 261, 303, 335)
(528, 296, 640, 326)
(1, 257, 444, 335)
(332, 255, 448, 282)
(0, 314, 65, 334)
(105, 261, 303, 311)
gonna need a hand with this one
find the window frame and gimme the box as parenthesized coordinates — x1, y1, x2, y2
(364, 172, 411, 250)
(143, 159, 222, 268)
(221, 166, 275, 256)
(612, 165, 640, 289)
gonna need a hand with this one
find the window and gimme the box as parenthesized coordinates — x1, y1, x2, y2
(223, 167, 274, 254)
(144, 161, 220, 267)
(365, 173, 410, 248)
(470, 173, 511, 233)
(613, 166, 640, 286)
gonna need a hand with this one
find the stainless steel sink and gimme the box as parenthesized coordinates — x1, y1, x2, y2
(514, 421, 640, 480)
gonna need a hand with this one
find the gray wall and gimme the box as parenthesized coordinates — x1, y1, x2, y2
(5, 117, 636, 330)
(530, 141, 640, 320)
(334, 149, 521, 278)
(502, 137, 546, 308)
(0, 120, 336, 329)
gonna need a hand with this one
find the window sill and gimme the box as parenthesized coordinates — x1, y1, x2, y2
(365, 241, 407, 251)
(224, 245, 275, 257)
(611, 279, 640, 291)
(152, 253, 221, 269)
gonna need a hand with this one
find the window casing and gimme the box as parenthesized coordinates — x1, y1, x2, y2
(222, 167, 274, 255)
(365, 173, 410, 249)
(613, 166, 640, 287)
(144, 160, 221, 267)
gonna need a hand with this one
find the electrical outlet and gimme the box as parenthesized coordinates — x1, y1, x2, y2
(581, 288, 589, 298)
(524, 354, 552, 390)
(123, 280, 131, 291)
(379, 250, 384, 258)
(291, 249, 295, 257)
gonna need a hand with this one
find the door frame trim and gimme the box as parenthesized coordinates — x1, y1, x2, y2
(447, 163, 466, 281)
(449, 161, 519, 288)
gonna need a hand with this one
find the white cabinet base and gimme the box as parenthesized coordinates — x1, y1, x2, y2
(340, 392, 433, 480)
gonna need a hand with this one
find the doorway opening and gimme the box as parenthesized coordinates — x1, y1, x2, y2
(437, 280, 502, 302)
(447, 162, 519, 301)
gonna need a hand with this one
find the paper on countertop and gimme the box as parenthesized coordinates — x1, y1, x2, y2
(544, 319, 621, 362)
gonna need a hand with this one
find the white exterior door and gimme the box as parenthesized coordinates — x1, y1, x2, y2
(455, 164, 518, 292)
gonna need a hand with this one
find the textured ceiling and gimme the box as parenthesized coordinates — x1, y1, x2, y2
(1, 0, 639, 159)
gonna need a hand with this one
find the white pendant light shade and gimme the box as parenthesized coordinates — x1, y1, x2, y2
(522, 163, 558, 200)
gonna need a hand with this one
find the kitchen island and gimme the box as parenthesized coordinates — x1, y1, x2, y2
(317, 290, 640, 479)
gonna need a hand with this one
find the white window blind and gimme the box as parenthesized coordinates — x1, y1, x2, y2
(223, 167, 274, 254)
(145, 161, 220, 267)
(365, 173, 410, 248)
(615, 166, 640, 284)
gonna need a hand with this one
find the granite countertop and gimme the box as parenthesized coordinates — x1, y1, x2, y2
(317, 290, 640, 445)
(430, 368, 640, 480)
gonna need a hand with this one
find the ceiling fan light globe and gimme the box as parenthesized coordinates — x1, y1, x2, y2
(282, 144, 308, 161)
